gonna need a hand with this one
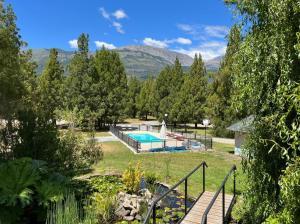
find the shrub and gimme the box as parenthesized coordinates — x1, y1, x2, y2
(58, 130, 103, 172)
(87, 192, 117, 224)
(144, 172, 158, 193)
(122, 162, 143, 194)
(0, 158, 68, 224)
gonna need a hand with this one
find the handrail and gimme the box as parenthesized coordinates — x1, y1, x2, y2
(143, 161, 208, 224)
(201, 165, 237, 224)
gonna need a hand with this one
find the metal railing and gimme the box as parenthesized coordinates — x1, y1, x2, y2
(201, 165, 237, 224)
(109, 126, 140, 153)
(143, 161, 208, 224)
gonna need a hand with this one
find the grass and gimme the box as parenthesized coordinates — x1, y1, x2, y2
(79, 131, 111, 137)
(92, 141, 245, 198)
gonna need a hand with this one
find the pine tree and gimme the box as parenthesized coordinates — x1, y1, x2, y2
(0, 3, 24, 119)
(136, 77, 157, 120)
(38, 48, 64, 119)
(207, 25, 242, 137)
(156, 58, 184, 124)
(66, 33, 91, 112)
(126, 77, 141, 118)
(189, 53, 208, 128)
(93, 47, 127, 127)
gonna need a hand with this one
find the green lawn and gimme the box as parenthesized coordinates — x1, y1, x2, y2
(80, 131, 112, 137)
(93, 141, 245, 198)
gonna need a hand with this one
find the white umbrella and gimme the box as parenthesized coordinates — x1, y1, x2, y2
(160, 120, 167, 139)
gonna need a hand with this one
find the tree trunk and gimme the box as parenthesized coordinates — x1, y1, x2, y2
(195, 123, 197, 129)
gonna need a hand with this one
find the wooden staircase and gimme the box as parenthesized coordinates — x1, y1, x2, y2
(143, 162, 237, 224)
(181, 191, 234, 224)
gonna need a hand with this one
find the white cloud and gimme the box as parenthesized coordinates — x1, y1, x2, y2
(142, 37, 192, 48)
(99, 7, 110, 20)
(143, 38, 168, 48)
(177, 24, 196, 34)
(95, 41, 116, 50)
(68, 39, 78, 49)
(204, 26, 229, 38)
(112, 22, 124, 34)
(113, 9, 127, 19)
(175, 37, 192, 45)
(173, 41, 227, 61)
(99, 7, 127, 34)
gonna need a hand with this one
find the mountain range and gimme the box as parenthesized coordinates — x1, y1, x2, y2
(30, 46, 222, 79)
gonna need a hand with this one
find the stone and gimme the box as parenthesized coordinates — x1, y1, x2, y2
(124, 215, 135, 221)
(135, 214, 142, 221)
(130, 197, 137, 208)
(123, 199, 133, 210)
(130, 208, 138, 216)
(116, 206, 130, 217)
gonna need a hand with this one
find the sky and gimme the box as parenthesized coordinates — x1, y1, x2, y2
(5, 0, 235, 60)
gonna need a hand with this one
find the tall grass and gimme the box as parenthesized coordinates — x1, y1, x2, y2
(46, 193, 97, 224)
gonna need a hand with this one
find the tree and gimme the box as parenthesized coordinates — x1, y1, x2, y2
(227, 0, 300, 223)
(156, 58, 184, 124)
(136, 77, 157, 120)
(126, 77, 141, 118)
(188, 54, 208, 128)
(92, 47, 127, 127)
(207, 25, 242, 137)
(38, 48, 64, 119)
(0, 3, 24, 119)
(65, 33, 91, 112)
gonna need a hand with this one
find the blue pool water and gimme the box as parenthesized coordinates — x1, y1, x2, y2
(127, 133, 162, 143)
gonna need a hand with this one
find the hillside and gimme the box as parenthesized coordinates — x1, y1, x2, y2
(31, 46, 222, 79)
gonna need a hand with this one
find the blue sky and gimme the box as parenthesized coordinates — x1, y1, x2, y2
(5, 0, 235, 60)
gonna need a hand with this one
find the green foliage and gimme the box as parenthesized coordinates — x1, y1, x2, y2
(173, 54, 208, 127)
(122, 162, 143, 194)
(58, 130, 102, 172)
(207, 25, 242, 137)
(89, 175, 125, 195)
(126, 77, 141, 118)
(93, 47, 128, 126)
(144, 171, 158, 193)
(264, 157, 300, 224)
(228, 0, 300, 223)
(38, 48, 64, 118)
(0, 2, 25, 118)
(46, 193, 97, 224)
(0, 158, 68, 224)
(156, 58, 184, 123)
(136, 76, 157, 119)
(87, 192, 117, 224)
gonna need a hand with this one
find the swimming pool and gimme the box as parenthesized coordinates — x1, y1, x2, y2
(127, 133, 162, 143)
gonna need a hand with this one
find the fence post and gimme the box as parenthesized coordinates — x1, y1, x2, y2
(185, 178, 188, 214)
(222, 185, 225, 223)
(152, 203, 156, 224)
(233, 168, 236, 198)
(203, 163, 206, 192)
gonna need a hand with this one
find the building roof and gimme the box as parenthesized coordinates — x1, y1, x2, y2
(227, 115, 255, 133)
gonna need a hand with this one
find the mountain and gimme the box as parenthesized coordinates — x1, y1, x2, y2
(30, 46, 222, 79)
(205, 56, 223, 72)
